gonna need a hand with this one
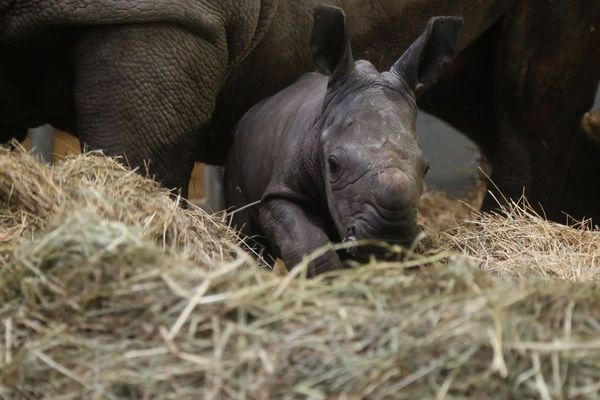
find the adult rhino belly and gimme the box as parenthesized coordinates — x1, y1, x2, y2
(343, 0, 516, 69)
(216, 0, 516, 130)
(0, 0, 270, 63)
(1, 2, 205, 45)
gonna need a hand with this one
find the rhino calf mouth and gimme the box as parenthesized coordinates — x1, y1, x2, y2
(342, 221, 424, 261)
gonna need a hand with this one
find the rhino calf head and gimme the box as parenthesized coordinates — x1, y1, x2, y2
(314, 7, 461, 252)
(226, 5, 462, 274)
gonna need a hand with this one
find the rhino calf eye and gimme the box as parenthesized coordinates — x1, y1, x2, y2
(328, 156, 341, 176)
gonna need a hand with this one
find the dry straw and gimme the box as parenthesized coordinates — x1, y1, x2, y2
(0, 145, 240, 268)
(441, 199, 600, 282)
(1, 147, 599, 399)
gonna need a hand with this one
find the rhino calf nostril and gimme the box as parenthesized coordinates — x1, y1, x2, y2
(343, 226, 357, 242)
(343, 226, 358, 256)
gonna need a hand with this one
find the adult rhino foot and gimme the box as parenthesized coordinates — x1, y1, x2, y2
(582, 109, 600, 144)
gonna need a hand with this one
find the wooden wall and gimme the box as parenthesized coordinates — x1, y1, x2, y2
(23, 130, 205, 200)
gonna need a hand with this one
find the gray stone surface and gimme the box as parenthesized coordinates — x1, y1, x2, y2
(417, 111, 481, 195)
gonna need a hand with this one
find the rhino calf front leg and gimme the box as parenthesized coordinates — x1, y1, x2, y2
(259, 200, 343, 276)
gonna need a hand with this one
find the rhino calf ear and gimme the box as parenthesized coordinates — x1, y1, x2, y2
(311, 5, 355, 82)
(391, 16, 463, 90)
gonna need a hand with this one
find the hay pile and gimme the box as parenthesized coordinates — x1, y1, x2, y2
(0, 146, 240, 268)
(418, 185, 600, 283)
(441, 200, 600, 282)
(1, 148, 600, 398)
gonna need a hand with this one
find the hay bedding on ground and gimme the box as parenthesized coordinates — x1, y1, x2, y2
(1, 148, 600, 399)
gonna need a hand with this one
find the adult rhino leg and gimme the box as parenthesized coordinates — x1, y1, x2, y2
(486, 1, 600, 221)
(560, 106, 600, 222)
(0, 124, 27, 144)
(74, 24, 227, 196)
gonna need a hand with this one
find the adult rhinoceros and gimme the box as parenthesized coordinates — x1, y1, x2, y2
(0, 0, 598, 221)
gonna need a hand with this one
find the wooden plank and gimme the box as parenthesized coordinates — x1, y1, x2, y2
(22, 130, 205, 200)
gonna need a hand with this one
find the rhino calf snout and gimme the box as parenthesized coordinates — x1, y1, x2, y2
(348, 223, 425, 262)
(369, 167, 421, 212)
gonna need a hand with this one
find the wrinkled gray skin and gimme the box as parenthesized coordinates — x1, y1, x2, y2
(0, 0, 599, 218)
(226, 7, 460, 275)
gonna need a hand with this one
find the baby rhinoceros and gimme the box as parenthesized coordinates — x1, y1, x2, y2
(226, 5, 462, 276)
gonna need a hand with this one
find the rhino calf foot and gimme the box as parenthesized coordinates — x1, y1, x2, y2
(305, 250, 344, 277)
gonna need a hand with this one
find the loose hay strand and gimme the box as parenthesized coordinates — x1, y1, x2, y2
(0, 147, 599, 399)
(436, 196, 600, 282)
